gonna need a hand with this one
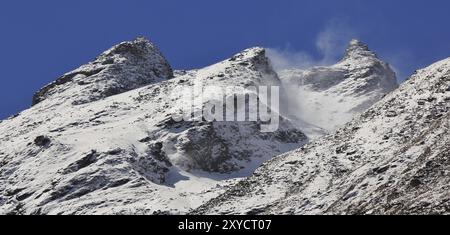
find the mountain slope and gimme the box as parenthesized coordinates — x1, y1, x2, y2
(280, 40, 398, 134)
(195, 56, 450, 215)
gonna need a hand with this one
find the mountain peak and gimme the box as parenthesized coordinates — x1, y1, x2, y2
(229, 47, 266, 63)
(228, 47, 279, 77)
(32, 37, 173, 106)
(99, 37, 162, 61)
(343, 39, 377, 60)
(277, 39, 398, 133)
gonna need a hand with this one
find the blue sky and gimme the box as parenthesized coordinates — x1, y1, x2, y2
(1, 0, 450, 119)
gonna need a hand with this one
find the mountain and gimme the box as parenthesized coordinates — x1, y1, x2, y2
(195, 56, 450, 215)
(279, 39, 398, 135)
(0, 37, 408, 215)
(0, 38, 306, 215)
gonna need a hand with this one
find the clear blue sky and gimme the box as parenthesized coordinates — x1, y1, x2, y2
(1, 0, 450, 119)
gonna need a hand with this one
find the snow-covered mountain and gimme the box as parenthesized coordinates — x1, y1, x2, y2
(0, 38, 307, 215)
(195, 56, 450, 215)
(0, 36, 426, 215)
(279, 39, 398, 135)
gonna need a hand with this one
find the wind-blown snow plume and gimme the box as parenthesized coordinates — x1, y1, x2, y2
(267, 24, 398, 137)
(267, 21, 358, 70)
